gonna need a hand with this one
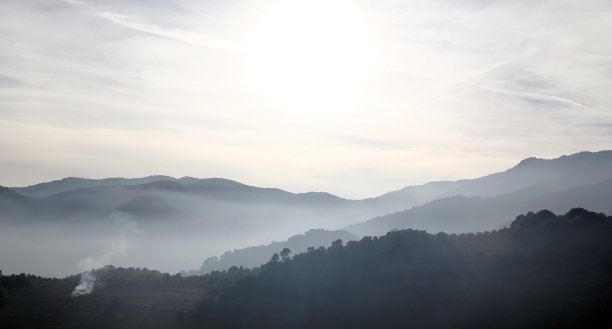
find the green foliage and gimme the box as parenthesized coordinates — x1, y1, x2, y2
(194, 208, 612, 329)
(3, 208, 612, 329)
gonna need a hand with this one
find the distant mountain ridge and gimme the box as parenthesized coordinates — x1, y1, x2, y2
(4, 150, 612, 233)
(2, 150, 612, 276)
(371, 150, 612, 210)
(10, 176, 349, 206)
(346, 176, 612, 236)
(9, 150, 612, 203)
(10, 175, 178, 198)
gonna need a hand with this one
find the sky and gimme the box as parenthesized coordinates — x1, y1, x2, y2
(1, 0, 611, 199)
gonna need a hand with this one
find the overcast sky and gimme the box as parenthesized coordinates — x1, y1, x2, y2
(1, 0, 611, 198)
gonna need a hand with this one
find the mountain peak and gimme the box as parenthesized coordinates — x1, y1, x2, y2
(0, 185, 26, 199)
(515, 156, 543, 168)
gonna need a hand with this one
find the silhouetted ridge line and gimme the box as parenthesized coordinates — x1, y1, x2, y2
(192, 208, 612, 329)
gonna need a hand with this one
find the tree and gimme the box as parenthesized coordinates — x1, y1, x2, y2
(0, 287, 7, 311)
(331, 239, 343, 248)
(280, 248, 291, 262)
(270, 253, 280, 263)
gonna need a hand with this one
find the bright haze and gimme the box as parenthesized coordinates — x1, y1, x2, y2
(1, 0, 611, 198)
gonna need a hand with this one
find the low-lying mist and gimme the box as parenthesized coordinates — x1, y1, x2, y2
(2, 151, 612, 277)
(0, 200, 370, 277)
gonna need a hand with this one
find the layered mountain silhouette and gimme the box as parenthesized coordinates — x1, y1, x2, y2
(1, 178, 362, 276)
(182, 228, 357, 276)
(2, 177, 353, 226)
(1, 150, 611, 276)
(345, 152, 612, 236)
(367, 150, 612, 211)
(5, 150, 612, 227)
(346, 177, 612, 236)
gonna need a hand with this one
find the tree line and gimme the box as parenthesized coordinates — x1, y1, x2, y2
(192, 208, 612, 329)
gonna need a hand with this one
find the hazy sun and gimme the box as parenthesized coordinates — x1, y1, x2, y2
(245, 0, 375, 117)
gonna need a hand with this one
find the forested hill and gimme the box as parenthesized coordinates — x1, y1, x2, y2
(194, 208, 612, 329)
(183, 229, 357, 276)
(2, 208, 612, 329)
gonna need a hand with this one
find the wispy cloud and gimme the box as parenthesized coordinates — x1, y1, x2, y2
(95, 11, 245, 53)
(63, 0, 244, 53)
(479, 85, 603, 112)
(0, 74, 26, 88)
(1, 0, 611, 198)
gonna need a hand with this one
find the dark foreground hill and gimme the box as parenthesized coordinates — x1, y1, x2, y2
(193, 208, 612, 329)
(2, 208, 612, 329)
(0, 266, 254, 329)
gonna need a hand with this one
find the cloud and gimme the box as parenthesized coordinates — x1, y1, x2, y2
(479, 85, 603, 112)
(0, 74, 26, 88)
(94, 11, 245, 53)
(1, 0, 611, 198)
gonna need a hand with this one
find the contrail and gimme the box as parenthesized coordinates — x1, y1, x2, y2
(479, 85, 603, 112)
(63, 0, 244, 54)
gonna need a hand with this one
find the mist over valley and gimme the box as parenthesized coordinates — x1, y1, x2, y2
(2, 0, 612, 327)
(2, 150, 612, 277)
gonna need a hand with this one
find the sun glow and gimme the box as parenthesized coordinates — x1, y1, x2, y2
(245, 0, 376, 117)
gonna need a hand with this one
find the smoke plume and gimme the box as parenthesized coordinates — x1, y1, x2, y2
(71, 271, 96, 297)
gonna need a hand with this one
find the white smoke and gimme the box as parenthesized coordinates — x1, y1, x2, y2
(72, 212, 139, 297)
(76, 211, 139, 271)
(71, 270, 96, 297)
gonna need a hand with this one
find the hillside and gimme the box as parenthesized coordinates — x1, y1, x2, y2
(0, 266, 253, 329)
(183, 229, 358, 276)
(8, 150, 612, 223)
(0, 179, 360, 277)
(3, 208, 611, 328)
(346, 177, 612, 236)
(3, 177, 354, 225)
(193, 208, 612, 329)
(370, 150, 612, 211)
(2, 150, 612, 277)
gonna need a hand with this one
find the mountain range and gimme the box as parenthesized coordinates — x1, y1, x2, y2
(1, 150, 611, 276)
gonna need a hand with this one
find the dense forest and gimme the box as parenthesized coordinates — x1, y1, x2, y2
(193, 208, 612, 329)
(2, 208, 612, 328)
